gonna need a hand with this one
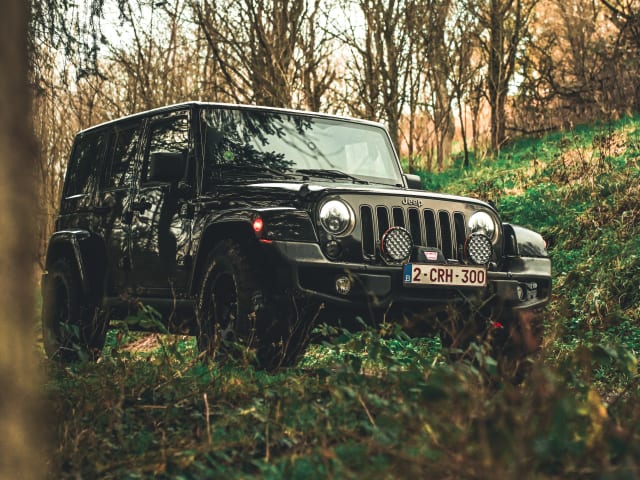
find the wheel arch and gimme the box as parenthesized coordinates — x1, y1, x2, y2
(502, 224, 549, 258)
(44, 230, 108, 300)
(189, 221, 260, 297)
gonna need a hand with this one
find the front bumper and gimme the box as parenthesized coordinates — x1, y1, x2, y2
(264, 240, 551, 311)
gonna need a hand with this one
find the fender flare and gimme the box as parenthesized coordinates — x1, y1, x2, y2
(188, 207, 317, 295)
(502, 223, 548, 258)
(44, 230, 106, 297)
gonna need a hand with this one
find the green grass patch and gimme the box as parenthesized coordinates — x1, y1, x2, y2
(46, 327, 639, 478)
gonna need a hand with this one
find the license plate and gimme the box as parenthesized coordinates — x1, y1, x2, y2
(403, 263, 487, 287)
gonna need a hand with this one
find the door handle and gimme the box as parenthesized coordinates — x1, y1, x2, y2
(123, 198, 152, 224)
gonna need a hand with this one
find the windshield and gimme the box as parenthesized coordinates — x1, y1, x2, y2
(200, 108, 403, 188)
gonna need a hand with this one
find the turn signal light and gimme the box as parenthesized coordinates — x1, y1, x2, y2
(252, 217, 264, 234)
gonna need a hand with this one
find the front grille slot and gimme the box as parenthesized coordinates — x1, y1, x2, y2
(376, 206, 389, 238)
(392, 207, 405, 227)
(454, 213, 466, 258)
(361, 204, 467, 262)
(424, 209, 437, 247)
(361, 206, 375, 256)
(439, 211, 453, 259)
(408, 208, 422, 245)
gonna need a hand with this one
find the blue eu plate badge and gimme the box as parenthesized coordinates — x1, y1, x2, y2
(403, 264, 412, 282)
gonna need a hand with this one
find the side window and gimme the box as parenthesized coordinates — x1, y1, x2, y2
(64, 131, 105, 198)
(142, 114, 189, 183)
(103, 122, 141, 189)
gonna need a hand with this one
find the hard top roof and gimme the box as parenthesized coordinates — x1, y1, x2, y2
(77, 101, 386, 135)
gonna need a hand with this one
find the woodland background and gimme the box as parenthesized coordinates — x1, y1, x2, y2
(31, 0, 640, 267)
(1, 0, 640, 478)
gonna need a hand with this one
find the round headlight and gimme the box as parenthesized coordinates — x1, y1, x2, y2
(468, 212, 497, 240)
(319, 200, 353, 235)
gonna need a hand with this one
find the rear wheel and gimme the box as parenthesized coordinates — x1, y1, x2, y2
(196, 240, 314, 369)
(41, 258, 107, 362)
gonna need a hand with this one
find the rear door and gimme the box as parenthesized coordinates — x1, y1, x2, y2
(95, 119, 144, 294)
(128, 109, 193, 295)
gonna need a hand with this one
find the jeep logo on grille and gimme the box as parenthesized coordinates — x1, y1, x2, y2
(402, 197, 423, 207)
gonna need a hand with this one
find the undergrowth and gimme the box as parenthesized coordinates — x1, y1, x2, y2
(46, 328, 639, 479)
(46, 117, 640, 478)
(427, 115, 640, 355)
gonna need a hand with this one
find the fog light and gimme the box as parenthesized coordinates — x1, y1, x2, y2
(335, 275, 352, 295)
(516, 285, 525, 300)
(465, 233, 493, 265)
(325, 240, 341, 260)
(381, 227, 413, 262)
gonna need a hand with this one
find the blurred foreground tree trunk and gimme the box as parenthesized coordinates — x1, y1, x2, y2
(0, 0, 43, 478)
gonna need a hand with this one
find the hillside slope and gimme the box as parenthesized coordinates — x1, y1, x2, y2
(424, 117, 640, 356)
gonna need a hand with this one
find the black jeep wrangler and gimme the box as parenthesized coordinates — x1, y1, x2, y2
(42, 102, 551, 373)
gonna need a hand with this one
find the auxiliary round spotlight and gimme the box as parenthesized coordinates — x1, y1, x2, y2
(335, 275, 352, 295)
(465, 233, 493, 265)
(381, 227, 413, 262)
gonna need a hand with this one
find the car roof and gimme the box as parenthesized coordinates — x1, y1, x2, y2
(77, 101, 387, 135)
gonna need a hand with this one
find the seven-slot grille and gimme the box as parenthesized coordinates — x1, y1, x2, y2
(360, 205, 467, 261)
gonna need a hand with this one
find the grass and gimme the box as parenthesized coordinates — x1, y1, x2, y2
(46, 329, 639, 478)
(45, 117, 640, 478)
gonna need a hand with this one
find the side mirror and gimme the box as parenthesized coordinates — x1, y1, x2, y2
(149, 152, 186, 183)
(404, 173, 422, 190)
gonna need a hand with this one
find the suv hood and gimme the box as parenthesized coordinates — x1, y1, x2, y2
(243, 181, 495, 211)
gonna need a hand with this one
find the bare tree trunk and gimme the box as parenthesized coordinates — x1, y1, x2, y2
(434, 79, 454, 171)
(458, 96, 470, 168)
(0, 0, 43, 478)
(472, 0, 537, 150)
(470, 80, 483, 162)
(342, 0, 410, 154)
(487, 0, 506, 150)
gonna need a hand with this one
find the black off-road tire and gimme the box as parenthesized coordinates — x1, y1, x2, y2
(438, 305, 484, 352)
(41, 257, 107, 362)
(439, 305, 544, 384)
(196, 240, 314, 369)
(490, 308, 544, 384)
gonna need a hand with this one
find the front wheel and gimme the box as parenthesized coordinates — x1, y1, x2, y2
(196, 240, 314, 369)
(439, 305, 544, 384)
(490, 308, 544, 383)
(41, 258, 107, 362)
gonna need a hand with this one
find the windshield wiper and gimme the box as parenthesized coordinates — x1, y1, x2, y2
(216, 164, 297, 180)
(295, 169, 369, 184)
